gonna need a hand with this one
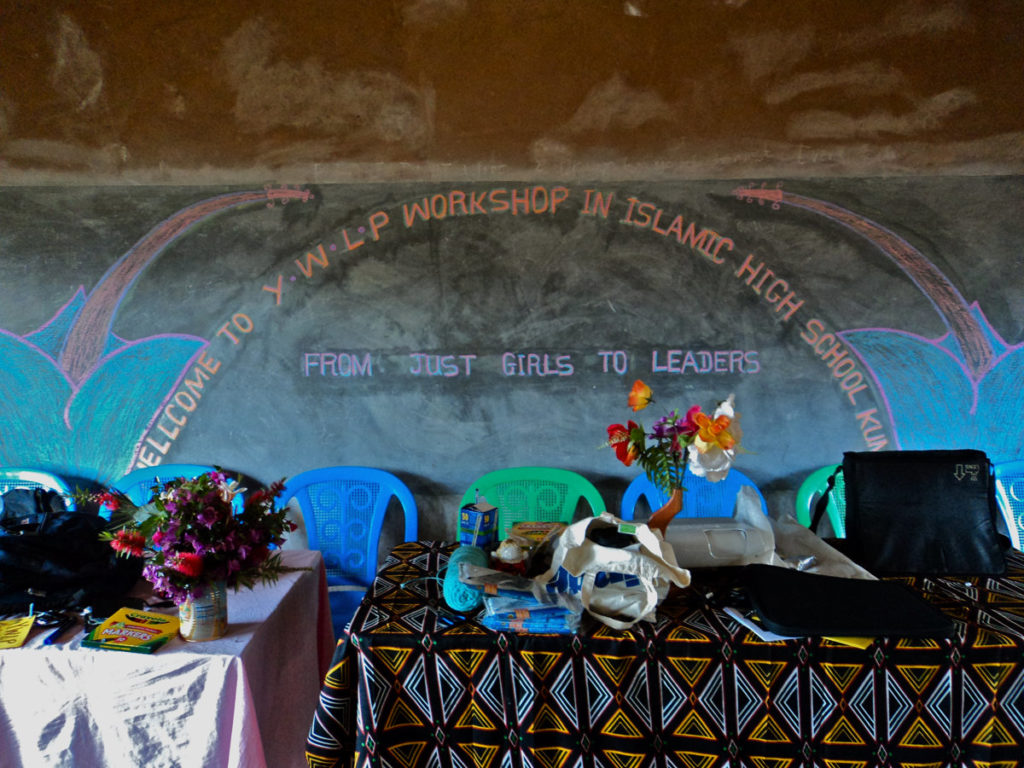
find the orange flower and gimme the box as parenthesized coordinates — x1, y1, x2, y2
(607, 421, 640, 466)
(627, 380, 653, 412)
(693, 412, 736, 452)
(688, 394, 742, 481)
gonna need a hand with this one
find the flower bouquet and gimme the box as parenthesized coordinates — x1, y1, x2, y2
(95, 471, 296, 607)
(606, 380, 743, 532)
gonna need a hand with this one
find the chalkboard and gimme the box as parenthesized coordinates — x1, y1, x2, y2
(2, 178, 1022, 540)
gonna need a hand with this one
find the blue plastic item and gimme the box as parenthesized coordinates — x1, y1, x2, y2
(995, 460, 1024, 551)
(619, 466, 768, 522)
(0, 468, 77, 512)
(460, 467, 607, 540)
(278, 466, 419, 639)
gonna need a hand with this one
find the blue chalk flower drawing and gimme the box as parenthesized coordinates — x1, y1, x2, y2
(736, 186, 1024, 463)
(0, 187, 312, 483)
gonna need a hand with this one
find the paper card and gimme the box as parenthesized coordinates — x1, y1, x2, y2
(0, 616, 36, 649)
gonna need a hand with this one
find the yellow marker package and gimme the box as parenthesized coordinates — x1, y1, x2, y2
(82, 607, 180, 653)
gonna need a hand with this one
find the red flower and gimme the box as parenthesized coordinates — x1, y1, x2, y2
(98, 492, 121, 511)
(607, 421, 640, 466)
(110, 529, 146, 557)
(172, 552, 205, 578)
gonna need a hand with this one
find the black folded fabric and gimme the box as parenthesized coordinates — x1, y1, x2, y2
(741, 564, 955, 638)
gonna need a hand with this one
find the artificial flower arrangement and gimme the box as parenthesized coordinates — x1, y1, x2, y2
(606, 379, 743, 499)
(92, 470, 296, 605)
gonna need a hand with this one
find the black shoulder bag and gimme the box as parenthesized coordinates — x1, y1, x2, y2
(811, 449, 1008, 576)
(0, 490, 141, 612)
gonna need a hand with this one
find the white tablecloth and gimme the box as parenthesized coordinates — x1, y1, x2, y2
(0, 549, 333, 768)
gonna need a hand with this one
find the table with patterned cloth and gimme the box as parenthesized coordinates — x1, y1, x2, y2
(305, 541, 1024, 768)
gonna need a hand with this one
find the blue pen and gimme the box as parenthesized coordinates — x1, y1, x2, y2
(42, 617, 76, 645)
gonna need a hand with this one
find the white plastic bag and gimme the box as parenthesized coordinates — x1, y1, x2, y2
(535, 513, 691, 631)
(665, 485, 776, 568)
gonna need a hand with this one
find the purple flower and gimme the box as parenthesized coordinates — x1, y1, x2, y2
(197, 505, 218, 527)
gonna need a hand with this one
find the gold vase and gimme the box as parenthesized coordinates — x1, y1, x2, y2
(646, 487, 684, 536)
(178, 581, 228, 641)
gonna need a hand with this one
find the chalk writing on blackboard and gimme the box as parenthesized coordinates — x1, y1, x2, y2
(0, 187, 314, 481)
(8, 180, 1022, 490)
(297, 350, 765, 379)
(731, 183, 1023, 458)
(800, 320, 870, 404)
(139, 351, 222, 467)
(401, 186, 571, 226)
(302, 353, 374, 377)
(410, 354, 477, 377)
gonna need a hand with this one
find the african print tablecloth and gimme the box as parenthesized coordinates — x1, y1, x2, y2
(306, 541, 1024, 768)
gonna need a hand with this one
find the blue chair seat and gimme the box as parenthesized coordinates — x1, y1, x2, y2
(620, 466, 768, 521)
(0, 467, 76, 513)
(105, 464, 243, 519)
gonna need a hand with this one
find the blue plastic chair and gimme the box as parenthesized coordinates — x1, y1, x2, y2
(995, 460, 1024, 551)
(460, 467, 607, 540)
(278, 467, 419, 639)
(109, 464, 243, 515)
(0, 468, 77, 512)
(620, 466, 767, 522)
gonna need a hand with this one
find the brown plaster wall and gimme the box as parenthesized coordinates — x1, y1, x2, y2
(1, 0, 1022, 183)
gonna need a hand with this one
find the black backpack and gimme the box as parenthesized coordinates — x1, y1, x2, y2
(0, 488, 141, 612)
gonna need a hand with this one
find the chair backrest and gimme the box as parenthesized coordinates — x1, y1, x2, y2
(995, 460, 1024, 551)
(794, 464, 846, 537)
(278, 467, 418, 587)
(111, 464, 242, 513)
(0, 468, 77, 511)
(461, 467, 607, 540)
(620, 466, 768, 522)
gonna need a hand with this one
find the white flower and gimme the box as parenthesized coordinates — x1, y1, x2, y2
(218, 479, 246, 503)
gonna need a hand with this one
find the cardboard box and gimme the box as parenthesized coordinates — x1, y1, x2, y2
(459, 501, 497, 547)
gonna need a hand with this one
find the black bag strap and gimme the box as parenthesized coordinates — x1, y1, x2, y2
(810, 466, 842, 534)
(33, 488, 55, 532)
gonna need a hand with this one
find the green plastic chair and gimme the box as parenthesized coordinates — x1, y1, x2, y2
(460, 467, 606, 540)
(794, 464, 846, 537)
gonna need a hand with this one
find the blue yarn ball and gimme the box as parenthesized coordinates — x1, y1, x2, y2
(443, 545, 488, 612)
